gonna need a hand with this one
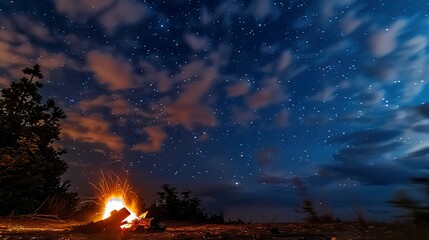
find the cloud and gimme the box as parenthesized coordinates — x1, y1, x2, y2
(132, 126, 167, 153)
(340, 10, 366, 35)
(139, 61, 174, 93)
(14, 15, 54, 42)
(61, 112, 125, 152)
(53, 0, 113, 18)
(365, 62, 396, 81)
(398, 146, 429, 169)
(402, 36, 427, 56)
(53, 0, 148, 34)
(261, 50, 293, 73)
(319, 0, 356, 21)
(86, 50, 136, 90)
(331, 129, 402, 146)
(322, 127, 415, 185)
(161, 45, 231, 130)
(165, 102, 218, 130)
(275, 109, 290, 128)
(384, 104, 429, 133)
(354, 89, 384, 106)
(405, 146, 429, 160)
(323, 163, 412, 185)
(368, 19, 407, 57)
(332, 142, 403, 164)
(415, 103, 429, 118)
(200, 5, 211, 26)
(184, 34, 209, 51)
(212, 1, 243, 27)
(391, 103, 429, 136)
(231, 106, 257, 127)
(311, 86, 336, 102)
(75, 94, 169, 152)
(0, 18, 78, 79)
(0, 26, 28, 44)
(77, 95, 139, 116)
(226, 81, 250, 97)
(178, 65, 218, 104)
(411, 119, 429, 133)
(73, 44, 232, 154)
(246, 77, 286, 110)
(99, 0, 149, 34)
(175, 60, 206, 81)
(0, 42, 31, 68)
(246, 0, 278, 20)
(277, 51, 292, 71)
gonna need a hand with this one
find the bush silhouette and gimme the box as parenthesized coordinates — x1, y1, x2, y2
(147, 184, 224, 223)
(390, 177, 429, 224)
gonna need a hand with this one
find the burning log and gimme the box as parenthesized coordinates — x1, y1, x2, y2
(126, 217, 167, 232)
(73, 207, 130, 234)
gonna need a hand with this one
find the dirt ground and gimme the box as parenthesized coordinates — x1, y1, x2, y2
(1, 217, 428, 240)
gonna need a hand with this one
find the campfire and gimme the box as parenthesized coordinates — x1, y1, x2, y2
(74, 172, 165, 234)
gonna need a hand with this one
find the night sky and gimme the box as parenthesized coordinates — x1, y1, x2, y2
(1, 0, 429, 222)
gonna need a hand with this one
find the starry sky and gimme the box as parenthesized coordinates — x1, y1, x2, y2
(1, 0, 429, 222)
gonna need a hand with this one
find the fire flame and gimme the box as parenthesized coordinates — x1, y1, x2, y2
(91, 171, 147, 229)
(102, 197, 138, 223)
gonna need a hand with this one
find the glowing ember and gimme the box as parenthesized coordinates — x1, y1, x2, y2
(102, 197, 138, 224)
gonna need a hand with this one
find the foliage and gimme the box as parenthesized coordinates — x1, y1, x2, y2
(148, 184, 225, 223)
(389, 177, 429, 224)
(294, 177, 336, 223)
(0, 65, 77, 216)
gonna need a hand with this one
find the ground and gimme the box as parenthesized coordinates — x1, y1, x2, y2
(1, 217, 428, 240)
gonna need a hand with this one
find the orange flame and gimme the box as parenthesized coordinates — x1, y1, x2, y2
(91, 171, 146, 228)
(102, 197, 138, 223)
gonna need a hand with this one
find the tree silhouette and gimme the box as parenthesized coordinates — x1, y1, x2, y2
(0, 64, 77, 216)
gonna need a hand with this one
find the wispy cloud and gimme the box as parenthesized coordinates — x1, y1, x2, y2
(226, 81, 250, 98)
(246, 77, 286, 110)
(184, 33, 209, 51)
(99, 0, 149, 34)
(53, 0, 149, 34)
(246, 0, 279, 20)
(311, 86, 336, 102)
(132, 126, 167, 153)
(0, 16, 77, 78)
(340, 10, 367, 35)
(86, 50, 137, 90)
(368, 19, 407, 58)
(61, 112, 125, 153)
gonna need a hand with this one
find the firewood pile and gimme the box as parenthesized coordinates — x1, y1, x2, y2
(72, 207, 166, 234)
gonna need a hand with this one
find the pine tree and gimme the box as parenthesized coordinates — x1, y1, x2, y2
(0, 64, 77, 216)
